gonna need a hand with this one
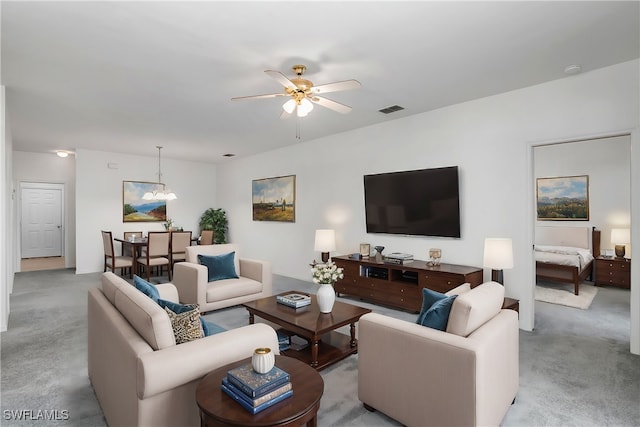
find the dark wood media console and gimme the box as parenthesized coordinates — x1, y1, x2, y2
(333, 255, 483, 313)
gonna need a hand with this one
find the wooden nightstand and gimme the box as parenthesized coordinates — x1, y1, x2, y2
(595, 256, 631, 289)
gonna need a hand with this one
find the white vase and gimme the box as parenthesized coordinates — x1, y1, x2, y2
(316, 283, 336, 313)
(252, 347, 275, 374)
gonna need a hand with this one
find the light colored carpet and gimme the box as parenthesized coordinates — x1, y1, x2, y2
(535, 283, 598, 309)
(2, 270, 638, 427)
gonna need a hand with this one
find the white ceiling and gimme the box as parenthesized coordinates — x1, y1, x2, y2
(2, 1, 639, 163)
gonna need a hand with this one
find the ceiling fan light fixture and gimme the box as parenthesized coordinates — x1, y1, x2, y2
(296, 98, 313, 117)
(283, 99, 297, 114)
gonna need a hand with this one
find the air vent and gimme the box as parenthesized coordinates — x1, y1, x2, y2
(222, 153, 236, 157)
(378, 105, 405, 114)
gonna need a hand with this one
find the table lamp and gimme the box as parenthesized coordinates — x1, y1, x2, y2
(611, 228, 630, 258)
(314, 229, 336, 263)
(483, 238, 514, 285)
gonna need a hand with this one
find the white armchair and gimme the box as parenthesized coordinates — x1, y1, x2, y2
(172, 244, 272, 313)
(358, 282, 519, 427)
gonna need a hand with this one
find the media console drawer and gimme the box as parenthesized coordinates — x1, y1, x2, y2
(333, 255, 482, 313)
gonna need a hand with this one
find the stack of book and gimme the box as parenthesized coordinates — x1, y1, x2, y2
(221, 364, 293, 414)
(276, 293, 311, 308)
(383, 252, 414, 265)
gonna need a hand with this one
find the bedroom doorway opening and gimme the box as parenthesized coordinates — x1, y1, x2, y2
(532, 134, 631, 332)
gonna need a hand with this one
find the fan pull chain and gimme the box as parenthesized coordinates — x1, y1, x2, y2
(296, 120, 301, 140)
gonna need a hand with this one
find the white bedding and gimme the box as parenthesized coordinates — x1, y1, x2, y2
(535, 245, 594, 271)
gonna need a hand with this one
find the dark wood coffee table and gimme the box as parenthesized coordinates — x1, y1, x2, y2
(196, 355, 323, 427)
(242, 291, 372, 370)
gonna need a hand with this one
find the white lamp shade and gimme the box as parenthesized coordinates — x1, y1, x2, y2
(314, 229, 336, 252)
(283, 99, 296, 114)
(611, 228, 630, 244)
(483, 238, 514, 269)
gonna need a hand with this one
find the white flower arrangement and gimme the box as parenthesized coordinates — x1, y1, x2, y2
(311, 261, 344, 286)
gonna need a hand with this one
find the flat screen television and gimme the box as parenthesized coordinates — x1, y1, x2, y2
(363, 166, 461, 238)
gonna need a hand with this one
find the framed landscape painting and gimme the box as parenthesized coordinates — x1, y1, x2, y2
(252, 175, 296, 222)
(536, 175, 589, 221)
(122, 181, 167, 222)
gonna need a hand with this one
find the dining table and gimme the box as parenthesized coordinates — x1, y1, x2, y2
(114, 237, 148, 277)
(114, 235, 199, 277)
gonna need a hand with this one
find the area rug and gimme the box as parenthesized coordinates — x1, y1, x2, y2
(535, 283, 598, 309)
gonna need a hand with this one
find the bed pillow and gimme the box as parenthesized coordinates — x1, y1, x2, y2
(416, 288, 457, 331)
(198, 252, 239, 282)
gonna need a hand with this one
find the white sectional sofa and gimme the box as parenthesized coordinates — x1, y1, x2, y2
(88, 272, 278, 427)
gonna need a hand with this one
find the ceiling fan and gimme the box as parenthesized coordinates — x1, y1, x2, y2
(232, 65, 361, 118)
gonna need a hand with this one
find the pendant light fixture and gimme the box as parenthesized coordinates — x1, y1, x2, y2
(142, 146, 177, 201)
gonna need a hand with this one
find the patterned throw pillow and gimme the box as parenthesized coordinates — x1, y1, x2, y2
(163, 304, 204, 344)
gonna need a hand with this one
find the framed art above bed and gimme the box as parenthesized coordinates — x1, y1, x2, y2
(536, 175, 589, 220)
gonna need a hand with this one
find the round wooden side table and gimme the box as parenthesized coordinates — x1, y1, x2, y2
(196, 355, 324, 427)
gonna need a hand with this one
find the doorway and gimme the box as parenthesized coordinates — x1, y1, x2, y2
(532, 135, 631, 326)
(20, 182, 65, 270)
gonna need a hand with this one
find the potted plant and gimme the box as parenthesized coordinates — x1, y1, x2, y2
(199, 208, 228, 244)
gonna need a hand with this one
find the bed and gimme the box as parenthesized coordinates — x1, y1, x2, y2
(535, 226, 601, 295)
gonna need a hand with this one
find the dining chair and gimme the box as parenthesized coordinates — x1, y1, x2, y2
(200, 230, 214, 245)
(102, 231, 133, 278)
(122, 231, 143, 257)
(170, 230, 192, 269)
(137, 231, 171, 281)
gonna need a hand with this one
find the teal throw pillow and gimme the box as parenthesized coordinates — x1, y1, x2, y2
(134, 275, 160, 302)
(198, 252, 239, 282)
(416, 288, 457, 331)
(157, 299, 226, 337)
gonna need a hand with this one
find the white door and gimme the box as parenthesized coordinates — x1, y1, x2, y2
(21, 183, 64, 258)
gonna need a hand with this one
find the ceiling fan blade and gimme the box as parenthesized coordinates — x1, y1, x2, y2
(265, 70, 298, 91)
(311, 79, 361, 94)
(311, 96, 352, 114)
(231, 93, 286, 101)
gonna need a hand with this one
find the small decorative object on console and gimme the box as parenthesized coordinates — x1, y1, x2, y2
(384, 252, 414, 265)
(252, 347, 275, 374)
(428, 248, 442, 266)
(360, 243, 371, 258)
(374, 245, 385, 261)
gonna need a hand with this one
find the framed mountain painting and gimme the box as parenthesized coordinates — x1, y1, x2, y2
(536, 175, 589, 220)
(122, 181, 167, 222)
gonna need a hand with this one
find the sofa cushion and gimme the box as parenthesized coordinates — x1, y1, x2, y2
(186, 243, 241, 273)
(134, 275, 160, 301)
(205, 277, 263, 302)
(416, 288, 457, 331)
(163, 305, 204, 344)
(157, 299, 226, 336)
(446, 281, 505, 337)
(198, 252, 239, 282)
(114, 282, 176, 350)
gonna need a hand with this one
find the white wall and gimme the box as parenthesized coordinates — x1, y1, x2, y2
(75, 149, 217, 274)
(534, 136, 631, 257)
(217, 60, 639, 352)
(1, 85, 13, 332)
(13, 151, 77, 268)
